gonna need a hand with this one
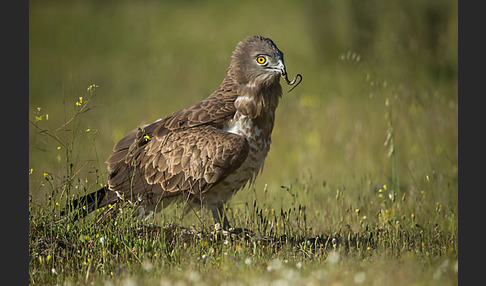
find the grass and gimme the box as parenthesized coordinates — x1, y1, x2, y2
(30, 177, 457, 285)
(29, 1, 457, 285)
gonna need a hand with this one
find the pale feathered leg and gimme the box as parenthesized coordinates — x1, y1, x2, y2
(211, 204, 231, 231)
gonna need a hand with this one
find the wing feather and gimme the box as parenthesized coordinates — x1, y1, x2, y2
(155, 86, 238, 137)
(104, 83, 242, 205)
(109, 126, 249, 201)
(106, 124, 249, 204)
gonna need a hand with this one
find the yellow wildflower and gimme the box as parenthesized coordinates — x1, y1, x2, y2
(76, 97, 83, 106)
(87, 84, 99, 92)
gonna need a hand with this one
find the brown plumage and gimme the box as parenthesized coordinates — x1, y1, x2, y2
(65, 36, 300, 229)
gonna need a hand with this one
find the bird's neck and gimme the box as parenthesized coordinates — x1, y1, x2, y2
(221, 75, 282, 141)
(222, 74, 282, 119)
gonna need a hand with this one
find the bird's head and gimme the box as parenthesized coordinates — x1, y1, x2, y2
(229, 36, 289, 87)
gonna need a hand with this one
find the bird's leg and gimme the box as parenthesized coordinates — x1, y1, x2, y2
(211, 205, 258, 238)
(211, 204, 231, 231)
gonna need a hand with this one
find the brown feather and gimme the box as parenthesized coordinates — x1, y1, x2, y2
(96, 36, 294, 230)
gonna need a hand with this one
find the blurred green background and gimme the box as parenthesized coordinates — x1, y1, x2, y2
(29, 0, 457, 224)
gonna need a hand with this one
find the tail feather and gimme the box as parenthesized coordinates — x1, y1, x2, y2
(61, 186, 109, 220)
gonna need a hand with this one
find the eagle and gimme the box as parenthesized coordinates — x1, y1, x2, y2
(64, 35, 301, 230)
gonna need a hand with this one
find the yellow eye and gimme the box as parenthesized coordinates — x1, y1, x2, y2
(256, 56, 266, 64)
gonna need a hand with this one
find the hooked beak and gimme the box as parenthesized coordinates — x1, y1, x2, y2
(276, 58, 302, 92)
(267, 57, 302, 91)
(276, 59, 287, 77)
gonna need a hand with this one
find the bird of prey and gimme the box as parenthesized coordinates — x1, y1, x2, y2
(64, 35, 302, 230)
